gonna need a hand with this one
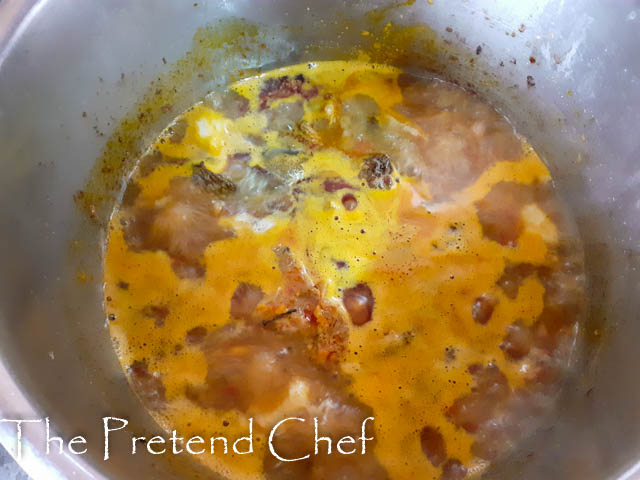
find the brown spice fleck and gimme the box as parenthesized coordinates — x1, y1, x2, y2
(527, 75, 536, 88)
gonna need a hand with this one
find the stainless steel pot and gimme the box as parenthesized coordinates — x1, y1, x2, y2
(1, 1, 639, 478)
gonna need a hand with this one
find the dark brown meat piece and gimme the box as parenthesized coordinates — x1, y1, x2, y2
(475, 182, 534, 246)
(500, 320, 533, 360)
(359, 154, 394, 190)
(343, 284, 375, 326)
(536, 256, 585, 338)
(497, 263, 536, 299)
(420, 426, 447, 467)
(323, 177, 356, 193)
(185, 326, 207, 345)
(475, 181, 562, 247)
(259, 74, 318, 110)
(128, 361, 166, 410)
(447, 364, 510, 433)
(471, 294, 498, 325)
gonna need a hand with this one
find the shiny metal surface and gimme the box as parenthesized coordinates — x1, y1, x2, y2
(0, 0, 639, 479)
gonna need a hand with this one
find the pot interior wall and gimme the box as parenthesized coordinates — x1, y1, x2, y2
(0, 0, 639, 479)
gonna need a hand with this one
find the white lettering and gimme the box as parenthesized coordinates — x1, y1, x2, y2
(359, 417, 375, 454)
(68, 436, 88, 455)
(210, 436, 228, 454)
(268, 417, 310, 462)
(0, 419, 41, 460)
(131, 437, 145, 455)
(337, 435, 356, 455)
(186, 436, 205, 455)
(45, 418, 63, 455)
(146, 436, 166, 455)
(103, 417, 128, 460)
(314, 417, 332, 455)
(233, 418, 253, 455)
(169, 430, 183, 454)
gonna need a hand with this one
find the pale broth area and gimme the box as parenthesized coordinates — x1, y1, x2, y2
(104, 61, 585, 479)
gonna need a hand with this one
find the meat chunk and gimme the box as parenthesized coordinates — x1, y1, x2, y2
(475, 182, 533, 246)
(186, 324, 297, 411)
(259, 74, 318, 110)
(128, 361, 165, 410)
(186, 320, 383, 478)
(500, 320, 533, 360)
(395, 76, 522, 201)
(359, 154, 394, 190)
(471, 294, 497, 325)
(447, 364, 510, 433)
(185, 326, 207, 345)
(339, 94, 381, 154)
(475, 181, 562, 247)
(265, 99, 304, 131)
(230, 283, 264, 319)
(229, 163, 294, 218)
(420, 426, 447, 467)
(497, 263, 536, 299)
(121, 175, 235, 278)
(204, 89, 250, 119)
(341, 193, 358, 211)
(263, 246, 349, 364)
(323, 177, 356, 193)
(343, 284, 375, 326)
